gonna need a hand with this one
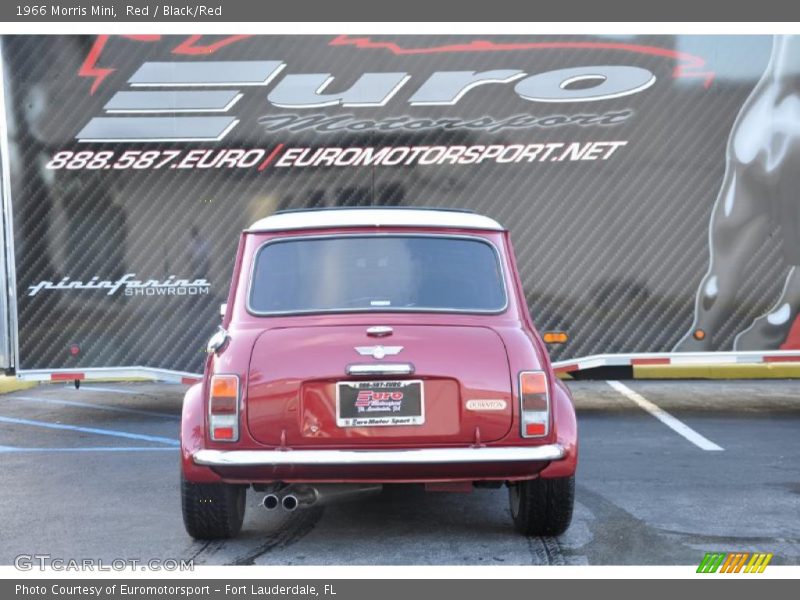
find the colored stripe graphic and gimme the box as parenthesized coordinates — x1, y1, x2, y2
(697, 552, 773, 573)
(745, 553, 773, 573)
(697, 553, 726, 573)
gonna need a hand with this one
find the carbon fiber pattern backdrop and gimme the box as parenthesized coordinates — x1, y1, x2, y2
(1, 35, 791, 372)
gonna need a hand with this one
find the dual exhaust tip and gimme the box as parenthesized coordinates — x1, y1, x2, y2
(262, 493, 299, 512)
(261, 484, 382, 512)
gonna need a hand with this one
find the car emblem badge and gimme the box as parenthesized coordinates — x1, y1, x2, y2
(466, 399, 508, 411)
(355, 345, 403, 360)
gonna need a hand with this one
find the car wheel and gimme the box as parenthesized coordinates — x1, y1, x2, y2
(508, 475, 574, 536)
(181, 477, 246, 540)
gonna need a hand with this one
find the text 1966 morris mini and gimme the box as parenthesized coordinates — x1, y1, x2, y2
(180, 208, 578, 538)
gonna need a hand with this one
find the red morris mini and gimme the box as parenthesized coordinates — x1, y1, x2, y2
(180, 208, 578, 539)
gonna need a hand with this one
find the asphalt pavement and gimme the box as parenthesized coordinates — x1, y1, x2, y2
(0, 379, 798, 566)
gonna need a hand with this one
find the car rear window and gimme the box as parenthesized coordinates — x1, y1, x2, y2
(249, 235, 507, 314)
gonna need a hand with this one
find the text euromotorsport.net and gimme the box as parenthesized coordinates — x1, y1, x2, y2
(273, 141, 627, 168)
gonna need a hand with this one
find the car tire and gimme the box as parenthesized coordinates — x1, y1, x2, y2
(181, 477, 246, 540)
(508, 475, 574, 536)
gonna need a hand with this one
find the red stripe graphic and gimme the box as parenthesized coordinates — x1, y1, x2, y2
(80, 34, 715, 96)
(330, 35, 715, 87)
(50, 373, 86, 381)
(258, 144, 285, 171)
(80, 35, 254, 94)
(631, 358, 671, 366)
(764, 355, 800, 363)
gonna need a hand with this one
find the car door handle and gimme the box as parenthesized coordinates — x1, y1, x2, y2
(346, 363, 415, 376)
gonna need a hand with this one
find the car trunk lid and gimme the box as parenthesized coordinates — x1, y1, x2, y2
(245, 324, 513, 446)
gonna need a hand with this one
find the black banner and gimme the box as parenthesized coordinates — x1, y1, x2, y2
(3, 34, 800, 374)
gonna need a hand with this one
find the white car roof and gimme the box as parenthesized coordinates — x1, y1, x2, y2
(247, 208, 505, 232)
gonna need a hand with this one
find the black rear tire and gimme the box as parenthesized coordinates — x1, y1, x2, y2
(181, 477, 246, 540)
(508, 475, 574, 536)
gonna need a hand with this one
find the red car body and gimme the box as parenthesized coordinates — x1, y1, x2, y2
(180, 208, 577, 538)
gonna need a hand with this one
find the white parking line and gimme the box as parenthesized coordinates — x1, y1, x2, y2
(0, 446, 178, 453)
(0, 415, 179, 446)
(69, 386, 151, 396)
(606, 380, 724, 452)
(11, 396, 180, 420)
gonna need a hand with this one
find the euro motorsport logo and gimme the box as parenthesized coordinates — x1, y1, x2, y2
(76, 61, 657, 143)
(74, 35, 716, 143)
(697, 552, 773, 573)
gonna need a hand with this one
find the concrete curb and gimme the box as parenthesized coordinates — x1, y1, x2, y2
(0, 376, 156, 394)
(0, 376, 38, 395)
(557, 362, 800, 379)
(633, 362, 800, 379)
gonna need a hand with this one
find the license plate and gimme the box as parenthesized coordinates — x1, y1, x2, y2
(336, 380, 424, 427)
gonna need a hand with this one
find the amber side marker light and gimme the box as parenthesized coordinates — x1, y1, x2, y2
(209, 374, 240, 442)
(543, 331, 569, 344)
(519, 371, 550, 438)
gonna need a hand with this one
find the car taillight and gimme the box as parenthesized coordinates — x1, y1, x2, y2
(519, 371, 550, 438)
(209, 374, 239, 442)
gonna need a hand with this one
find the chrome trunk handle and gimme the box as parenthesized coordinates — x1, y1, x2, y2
(366, 326, 393, 337)
(346, 363, 415, 376)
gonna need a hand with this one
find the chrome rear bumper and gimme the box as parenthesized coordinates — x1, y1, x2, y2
(193, 444, 564, 467)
